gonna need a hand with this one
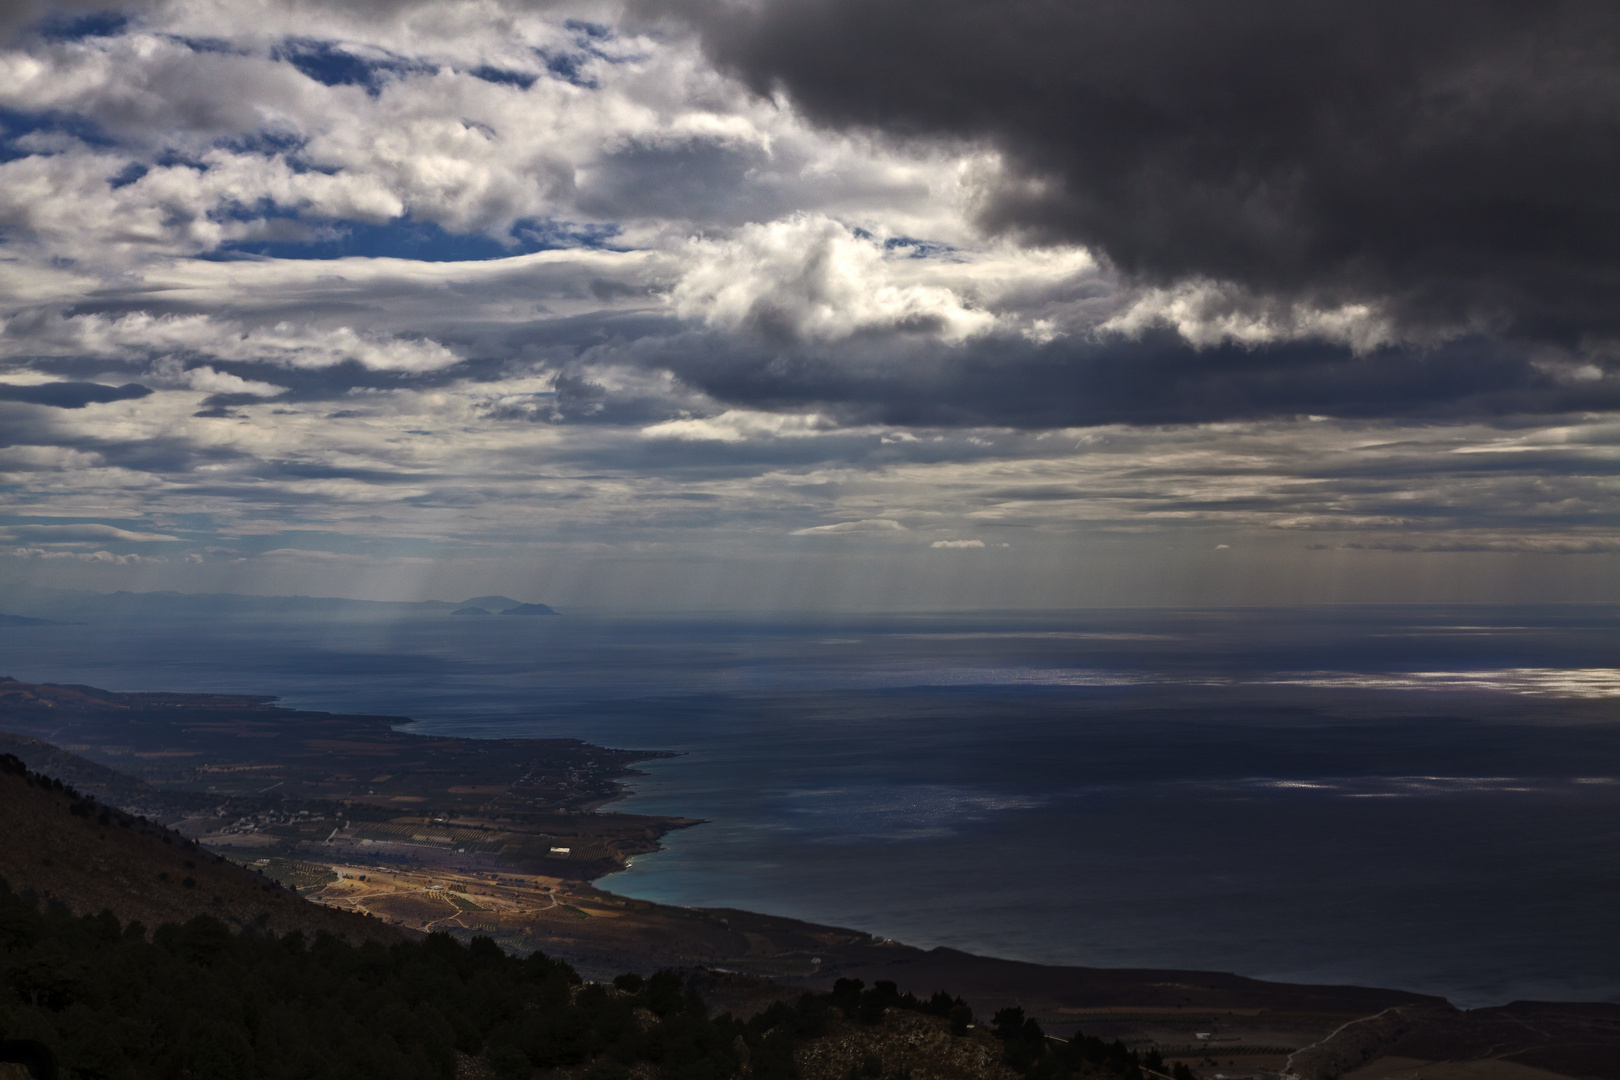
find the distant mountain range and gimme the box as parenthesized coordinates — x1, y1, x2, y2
(0, 587, 557, 624)
(0, 613, 56, 626)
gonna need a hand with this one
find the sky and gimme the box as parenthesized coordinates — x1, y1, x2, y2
(1, 0, 1618, 610)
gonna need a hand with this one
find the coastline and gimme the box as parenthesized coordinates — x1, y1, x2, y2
(6, 675, 1620, 1077)
(0, 676, 1433, 1014)
(3, 677, 1615, 1044)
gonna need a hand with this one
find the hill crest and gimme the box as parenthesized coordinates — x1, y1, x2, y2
(0, 752, 404, 945)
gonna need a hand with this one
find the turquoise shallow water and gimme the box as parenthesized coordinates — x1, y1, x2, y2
(3, 606, 1618, 1006)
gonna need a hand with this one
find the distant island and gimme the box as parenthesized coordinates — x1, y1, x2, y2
(0, 588, 560, 623)
(0, 613, 56, 627)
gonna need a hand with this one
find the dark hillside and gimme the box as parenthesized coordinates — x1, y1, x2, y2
(0, 888, 1142, 1080)
(0, 753, 402, 944)
(0, 732, 178, 812)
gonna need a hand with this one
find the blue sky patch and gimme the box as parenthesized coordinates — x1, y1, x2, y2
(524, 20, 632, 89)
(165, 34, 247, 56)
(208, 197, 296, 224)
(513, 219, 620, 249)
(884, 235, 957, 259)
(564, 19, 613, 40)
(152, 147, 212, 171)
(468, 65, 538, 90)
(210, 216, 621, 262)
(0, 108, 116, 163)
(37, 11, 128, 41)
(215, 128, 308, 157)
(535, 49, 596, 88)
(844, 229, 957, 259)
(108, 162, 148, 189)
(272, 38, 436, 95)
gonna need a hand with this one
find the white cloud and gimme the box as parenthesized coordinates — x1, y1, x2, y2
(930, 539, 984, 548)
(672, 214, 997, 342)
(179, 364, 287, 397)
(0, 13, 985, 264)
(6, 312, 462, 372)
(1098, 279, 1401, 352)
(791, 518, 908, 536)
(8, 546, 165, 564)
(641, 409, 834, 443)
(3, 523, 180, 542)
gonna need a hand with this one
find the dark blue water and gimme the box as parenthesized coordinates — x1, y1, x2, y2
(2, 606, 1617, 1006)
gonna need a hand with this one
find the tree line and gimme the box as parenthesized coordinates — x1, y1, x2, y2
(0, 877, 1156, 1080)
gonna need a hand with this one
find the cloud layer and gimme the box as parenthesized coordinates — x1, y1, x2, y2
(0, 0, 1616, 606)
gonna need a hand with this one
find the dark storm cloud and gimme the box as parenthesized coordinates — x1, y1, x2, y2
(0, 381, 153, 409)
(677, 0, 1620, 344)
(631, 330, 1620, 429)
(577, 141, 779, 224)
(84, 434, 245, 475)
(0, 2, 130, 39)
(252, 459, 433, 484)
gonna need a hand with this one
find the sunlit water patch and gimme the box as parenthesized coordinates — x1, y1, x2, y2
(1262, 667, 1620, 697)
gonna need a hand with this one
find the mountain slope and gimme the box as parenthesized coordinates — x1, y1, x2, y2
(0, 753, 403, 944)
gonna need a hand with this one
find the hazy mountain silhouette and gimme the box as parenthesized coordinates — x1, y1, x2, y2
(499, 603, 558, 616)
(458, 595, 526, 611)
(0, 588, 556, 623)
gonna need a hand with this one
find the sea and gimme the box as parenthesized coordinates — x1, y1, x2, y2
(2, 604, 1617, 1008)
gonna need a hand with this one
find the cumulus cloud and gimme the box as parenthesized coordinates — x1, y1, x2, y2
(173, 364, 287, 397)
(930, 539, 983, 549)
(1098, 282, 1401, 354)
(791, 518, 907, 536)
(2, 523, 179, 542)
(641, 408, 834, 442)
(8, 546, 164, 564)
(671, 214, 996, 342)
